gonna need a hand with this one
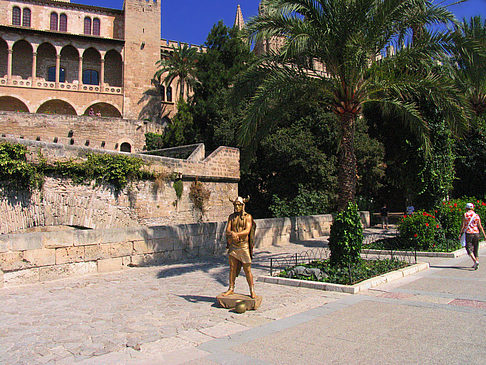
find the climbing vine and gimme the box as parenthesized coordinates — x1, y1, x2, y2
(0, 142, 161, 195)
(189, 179, 211, 214)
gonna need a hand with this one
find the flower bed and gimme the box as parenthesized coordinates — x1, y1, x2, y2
(278, 258, 408, 285)
(365, 236, 460, 252)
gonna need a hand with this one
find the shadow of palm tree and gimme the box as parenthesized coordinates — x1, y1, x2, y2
(156, 258, 229, 285)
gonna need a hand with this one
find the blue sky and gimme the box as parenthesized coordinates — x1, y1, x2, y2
(75, 0, 486, 46)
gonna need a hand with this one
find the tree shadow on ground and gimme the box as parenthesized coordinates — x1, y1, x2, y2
(178, 294, 219, 306)
(156, 258, 229, 286)
(429, 265, 476, 271)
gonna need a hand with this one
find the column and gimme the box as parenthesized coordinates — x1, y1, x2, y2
(31, 52, 37, 81)
(78, 56, 83, 85)
(100, 59, 105, 88)
(7, 49, 12, 80)
(55, 54, 60, 86)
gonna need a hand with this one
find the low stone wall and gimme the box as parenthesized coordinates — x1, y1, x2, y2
(0, 138, 239, 235)
(0, 212, 371, 287)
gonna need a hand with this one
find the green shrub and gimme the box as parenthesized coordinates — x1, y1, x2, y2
(435, 198, 486, 240)
(173, 179, 183, 200)
(189, 180, 211, 213)
(0, 142, 43, 191)
(279, 258, 407, 285)
(53, 153, 148, 193)
(397, 210, 440, 250)
(269, 184, 331, 218)
(145, 132, 164, 151)
(329, 202, 363, 266)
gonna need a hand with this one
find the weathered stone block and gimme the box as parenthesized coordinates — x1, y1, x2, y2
(100, 228, 129, 244)
(0, 251, 28, 272)
(0, 237, 8, 253)
(146, 226, 172, 240)
(0, 269, 3, 288)
(55, 246, 85, 265)
(124, 227, 147, 241)
(133, 240, 155, 254)
(4, 233, 43, 251)
(84, 244, 111, 261)
(130, 254, 146, 267)
(151, 238, 174, 253)
(23, 249, 56, 267)
(42, 231, 74, 248)
(4, 268, 40, 286)
(74, 230, 102, 246)
(110, 242, 133, 258)
(39, 262, 97, 282)
(97, 257, 124, 273)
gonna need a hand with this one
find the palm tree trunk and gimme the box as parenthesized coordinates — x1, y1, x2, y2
(179, 79, 185, 100)
(337, 112, 357, 211)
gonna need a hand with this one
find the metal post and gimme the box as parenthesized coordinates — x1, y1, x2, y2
(270, 258, 273, 277)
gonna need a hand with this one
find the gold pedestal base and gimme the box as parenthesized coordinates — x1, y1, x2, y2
(216, 293, 262, 310)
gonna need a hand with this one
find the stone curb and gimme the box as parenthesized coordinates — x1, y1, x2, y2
(257, 262, 429, 294)
(362, 241, 486, 259)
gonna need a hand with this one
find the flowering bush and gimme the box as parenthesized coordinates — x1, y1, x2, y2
(397, 211, 441, 250)
(435, 198, 486, 239)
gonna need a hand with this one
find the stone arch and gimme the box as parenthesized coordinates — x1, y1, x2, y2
(37, 99, 77, 115)
(0, 96, 29, 112)
(60, 45, 79, 83)
(83, 102, 121, 118)
(104, 49, 122, 87)
(120, 142, 131, 153)
(36, 42, 57, 82)
(82, 47, 100, 85)
(12, 39, 32, 79)
(0, 38, 7, 77)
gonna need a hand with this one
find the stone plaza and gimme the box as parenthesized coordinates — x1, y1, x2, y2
(1, 230, 485, 364)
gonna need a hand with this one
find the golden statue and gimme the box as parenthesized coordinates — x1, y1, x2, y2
(222, 196, 257, 299)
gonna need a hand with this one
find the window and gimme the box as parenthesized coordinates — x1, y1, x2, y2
(22, 8, 31, 27)
(93, 18, 100, 36)
(50, 13, 58, 31)
(47, 66, 65, 82)
(160, 85, 165, 101)
(59, 14, 67, 32)
(84, 17, 91, 35)
(166, 86, 172, 102)
(12, 7, 21, 25)
(82, 69, 99, 85)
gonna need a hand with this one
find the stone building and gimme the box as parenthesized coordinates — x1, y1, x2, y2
(0, 0, 206, 121)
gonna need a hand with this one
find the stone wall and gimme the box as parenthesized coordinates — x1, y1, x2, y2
(0, 138, 240, 235)
(0, 111, 164, 152)
(0, 213, 371, 287)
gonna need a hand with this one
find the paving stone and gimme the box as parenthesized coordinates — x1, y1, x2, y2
(1, 229, 474, 365)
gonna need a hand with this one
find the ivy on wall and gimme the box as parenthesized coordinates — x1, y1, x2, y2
(0, 142, 157, 195)
(0, 142, 43, 191)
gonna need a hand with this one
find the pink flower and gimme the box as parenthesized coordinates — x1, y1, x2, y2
(425, 223, 429, 227)
(436, 224, 439, 228)
(454, 203, 457, 207)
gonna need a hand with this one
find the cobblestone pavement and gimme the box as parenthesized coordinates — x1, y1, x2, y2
(0, 234, 347, 364)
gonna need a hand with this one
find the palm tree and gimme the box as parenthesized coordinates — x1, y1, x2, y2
(155, 43, 199, 101)
(450, 16, 486, 117)
(238, 0, 469, 210)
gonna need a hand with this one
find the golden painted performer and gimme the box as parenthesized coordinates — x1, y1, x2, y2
(222, 196, 257, 299)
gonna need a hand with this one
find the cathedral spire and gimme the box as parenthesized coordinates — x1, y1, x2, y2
(234, 4, 245, 30)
